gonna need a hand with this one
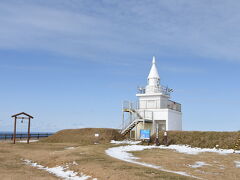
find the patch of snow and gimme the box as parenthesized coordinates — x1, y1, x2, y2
(23, 159, 95, 180)
(158, 145, 240, 155)
(110, 140, 141, 145)
(18, 140, 39, 143)
(188, 161, 209, 168)
(234, 161, 240, 168)
(66, 161, 79, 166)
(64, 147, 76, 150)
(219, 165, 225, 170)
(106, 144, 240, 178)
(110, 143, 239, 155)
(72, 161, 79, 165)
(105, 145, 201, 179)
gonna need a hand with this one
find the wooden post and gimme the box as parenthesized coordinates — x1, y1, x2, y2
(27, 117, 31, 144)
(13, 117, 17, 144)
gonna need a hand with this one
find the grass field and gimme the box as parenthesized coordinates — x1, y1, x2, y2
(133, 148, 240, 180)
(0, 141, 193, 180)
(1, 128, 239, 180)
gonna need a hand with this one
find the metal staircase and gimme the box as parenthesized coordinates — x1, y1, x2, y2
(121, 101, 152, 136)
(121, 119, 141, 136)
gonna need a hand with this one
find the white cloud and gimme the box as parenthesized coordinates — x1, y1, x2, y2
(1, 0, 240, 62)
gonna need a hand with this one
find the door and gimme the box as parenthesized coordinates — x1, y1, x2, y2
(156, 120, 166, 131)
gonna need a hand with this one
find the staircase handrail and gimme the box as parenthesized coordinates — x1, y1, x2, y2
(121, 119, 140, 134)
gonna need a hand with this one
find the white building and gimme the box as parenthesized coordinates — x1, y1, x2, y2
(121, 57, 182, 139)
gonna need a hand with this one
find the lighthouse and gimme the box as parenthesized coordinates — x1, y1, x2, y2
(121, 57, 182, 139)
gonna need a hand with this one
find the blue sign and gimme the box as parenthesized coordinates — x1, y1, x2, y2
(140, 129, 151, 139)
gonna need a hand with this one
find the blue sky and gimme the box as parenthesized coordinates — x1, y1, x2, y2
(0, 0, 240, 132)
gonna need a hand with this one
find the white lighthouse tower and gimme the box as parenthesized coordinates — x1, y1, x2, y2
(122, 57, 182, 139)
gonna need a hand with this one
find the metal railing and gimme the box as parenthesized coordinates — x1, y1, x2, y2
(122, 101, 154, 131)
(123, 101, 138, 111)
(137, 85, 172, 96)
(122, 101, 140, 131)
(168, 100, 181, 112)
(0, 133, 54, 140)
(122, 116, 136, 131)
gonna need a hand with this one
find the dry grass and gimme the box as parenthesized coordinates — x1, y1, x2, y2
(43, 129, 240, 149)
(41, 128, 124, 144)
(133, 148, 240, 180)
(151, 131, 240, 149)
(0, 141, 192, 180)
(2, 129, 239, 179)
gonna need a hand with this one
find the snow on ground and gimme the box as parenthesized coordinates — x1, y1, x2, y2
(18, 140, 39, 143)
(188, 161, 210, 168)
(73, 161, 79, 165)
(235, 161, 240, 168)
(110, 140, 141, 145)
(105, 145, 202, 179)
(23, 159, 96, 180)
(110, 142, 240, 155)
(158, 145, 240, 155)
(106, 144, 240, 179)
(64, 147, 76, 150)
(66, 161, 79, 167)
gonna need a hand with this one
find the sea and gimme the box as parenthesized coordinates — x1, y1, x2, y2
(0, 131, 55, 140)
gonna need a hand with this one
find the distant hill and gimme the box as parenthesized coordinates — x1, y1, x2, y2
(41, 128, 124, 144)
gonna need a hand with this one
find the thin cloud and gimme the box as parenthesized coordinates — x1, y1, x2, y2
(162, 66, 205, 74)
(0, 0, 240, 63)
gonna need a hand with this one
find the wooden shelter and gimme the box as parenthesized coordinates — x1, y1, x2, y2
(12, 112, 34, 144)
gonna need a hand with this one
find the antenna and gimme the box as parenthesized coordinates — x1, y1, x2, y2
(166, 85, 173, 93)
(168, 88, 173, 93)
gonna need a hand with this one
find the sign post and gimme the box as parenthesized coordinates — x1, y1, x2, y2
(94, 133, 99, 144)
(140, 129, 151, 145)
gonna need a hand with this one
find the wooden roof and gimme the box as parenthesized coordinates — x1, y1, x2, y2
(12, 112, 34, 119)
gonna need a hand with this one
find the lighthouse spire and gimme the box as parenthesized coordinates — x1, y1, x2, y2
(145, 56, 161, 94)
(152, 56, 156, 64)
(148, 56, 160, 80)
